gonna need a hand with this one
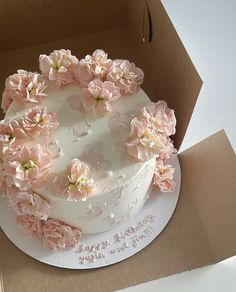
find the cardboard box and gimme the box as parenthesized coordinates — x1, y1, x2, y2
(0, 0, 235, 291)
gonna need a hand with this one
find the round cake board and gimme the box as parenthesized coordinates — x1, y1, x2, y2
(0, 155, 181, 269)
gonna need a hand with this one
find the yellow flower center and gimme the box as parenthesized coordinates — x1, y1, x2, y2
(21, 159, 36, 171)
(94, 96, 104, 103)
(33, 115, 44, 125)
(68, 176, 88, 188)
(29, 87, 37, 96)
(53, 61, 61, 71)
(8, 133, 14, 141)
(140, 131, 158, 148)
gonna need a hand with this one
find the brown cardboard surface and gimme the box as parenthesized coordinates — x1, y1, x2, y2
(178, 130, 236, 261)
(0, 0, 127, 52)
(1, 131, 236, 292)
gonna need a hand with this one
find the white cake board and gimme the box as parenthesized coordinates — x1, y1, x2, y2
(0, 155, 181, 269)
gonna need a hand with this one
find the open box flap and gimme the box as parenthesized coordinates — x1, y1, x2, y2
(0, 131, 235, 291)
(178, 130, 236, 262)
(0, 0, 202, 149)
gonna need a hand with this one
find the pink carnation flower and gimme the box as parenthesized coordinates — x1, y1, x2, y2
(107, 59, 144, 95)
(52, 158, 94, 201)
(159, 137, 176, 161)
(1, 91, 12, 113)
(17, 215, 42, 238)
(21, 106, 59, 136)
(0, 119, 27, 153)
(9, 191, 50, 220)
(81, 79, 120, 114)
(126, 117, 165, 161)
(153, 159, 175, 192)
(0, 159, 5, 189)
(41, 218, 81, 251)
(4, 144, 52, 191)
(75, 49, 112, 86)
(139, 101, 176, 137)
(2, 185, 20, 202)
(39, 49, 78, 86)
(17, 215, 81, 251)
(1, 70, 47, 112)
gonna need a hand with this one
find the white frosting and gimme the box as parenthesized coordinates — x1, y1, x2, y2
(6, 83, 156, 234)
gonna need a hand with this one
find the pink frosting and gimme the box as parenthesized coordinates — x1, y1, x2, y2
(1, 70, 47, 112)
(1, 91, 12, 113)
(80, 79, 120, 114)
(52, 158, 94, 201)
(153, 159, 175, 192)
(17, 215, 42, 238)
(139, 101, 176, 137)
(41, 218, 81, 251)
(17, 215, 81, 251)
(0, 119, 27, 153)
(126, 100, 176, 164)
(39, 49, 78, 86)
(159, 136, 176, 160)
(21, 106, 59, 136)
(9, 190, 50, 220)
(126, 117, 165, 161)
(107, 59, 144, 95)
(3, 144, 52, 191)
(75, 49, 112, 86)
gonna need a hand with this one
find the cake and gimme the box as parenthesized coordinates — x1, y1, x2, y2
(0, 49, 176, 251)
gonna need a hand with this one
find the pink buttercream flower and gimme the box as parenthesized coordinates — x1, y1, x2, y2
(21, 106, 59, 136)
(159, 136, 176, 161)
(139, 101, 176, 137)
(2, 185, 21, 203)
(39, 49, 78, 86)
(4, 144, 52, 191)
(17, 215, 81, 251)
(0, 159, 6, 190)
(52, 158, 94, 201)
(1, 90, 12, 113)
(81, 79, 120, 114)
(0, 119, 27, 153)
(1, 70, 47, 112)
(17, 215, 42, 238)
(41, 218, 81, 251)
(153, 159, 175, 192)
(107, 59, 144, 95)
(126, 117, 165, 161)
(75, 49, 112, 86)
(9, 191, 50, 220)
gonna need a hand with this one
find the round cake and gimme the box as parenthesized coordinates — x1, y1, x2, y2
(0, 49, 176, 250)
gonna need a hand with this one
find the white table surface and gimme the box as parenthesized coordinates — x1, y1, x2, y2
(117, 0, 236, 291)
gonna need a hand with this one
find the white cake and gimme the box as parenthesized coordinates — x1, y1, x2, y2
(6, 84, 156, 234)
(0, 49, 176, 250)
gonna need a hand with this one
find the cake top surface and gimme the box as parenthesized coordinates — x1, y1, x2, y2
(5, 83, 151, 199)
